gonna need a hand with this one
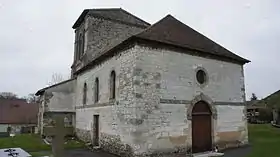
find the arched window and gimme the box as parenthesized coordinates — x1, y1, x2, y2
(110, 70, 116, 99)
(94, 78, 99, 103)
(83, 82, 87, 105)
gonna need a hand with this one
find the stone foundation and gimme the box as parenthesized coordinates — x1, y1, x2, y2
(75, 129, 133, 156)
(215, 129, 248, 151)
(75, 128, 91, 142)
(134, 146, 191, 157)
(215, 140, 249, 151)
(75, 128, 248, 157)
(100, 133, 134, 157)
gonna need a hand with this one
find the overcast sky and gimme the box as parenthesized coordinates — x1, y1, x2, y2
(0, 0, 279, 99)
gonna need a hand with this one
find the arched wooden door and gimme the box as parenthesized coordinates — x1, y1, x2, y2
(191, 101, 212, 153)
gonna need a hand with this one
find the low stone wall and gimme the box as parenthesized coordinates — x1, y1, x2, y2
(100, 134, 190, 157)
(135, 146, 191, 157)
(75, 130, 135, 157)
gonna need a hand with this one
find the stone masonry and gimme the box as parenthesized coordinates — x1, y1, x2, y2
(72, 16, 146, 75)
(75, 46, 139, 156)
(74, 44, 248, 157)
(128, 45, 248, 156)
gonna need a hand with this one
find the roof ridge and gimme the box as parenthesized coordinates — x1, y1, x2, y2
(134, 14, 249, 63)
(74, 13, 250, 74)
(134, 14, 212, 51)
(133, 14, 171, 36)
(35, 78, 76, 96)
(72, 8, 150, 29)
(89, 8, 122, 11)
(263, 89, 280, 100)
(119, 8, 151, 26)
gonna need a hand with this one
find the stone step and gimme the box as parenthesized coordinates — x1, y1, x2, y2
(193, 151, 224, 157)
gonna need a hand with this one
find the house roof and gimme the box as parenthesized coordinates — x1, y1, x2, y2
(35, 78, 76, 96)
(246, 100, 265, 109)
(72, 8, 150, 29)
(246, 100, 260, 106)
(0, 98, 38, 124)
(247, 106, 267, 110)
(256, 90, 280, 109)
(75, 14, 250, 74)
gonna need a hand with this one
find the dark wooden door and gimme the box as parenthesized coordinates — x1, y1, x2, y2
(192, 101, 212, 153)
(93, 115, 99, 146)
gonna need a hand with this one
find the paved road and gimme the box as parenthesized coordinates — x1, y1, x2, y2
(62, 146, 251, 157)
(64, 149, 117, 157)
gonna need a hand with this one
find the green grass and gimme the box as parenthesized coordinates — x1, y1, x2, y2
(247, 124, 280, 157)
(1, 125, 279, 156)
(0, 134, 84, 152)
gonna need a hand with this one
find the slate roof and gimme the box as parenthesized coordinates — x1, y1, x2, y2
(0, 98, 38, 124)
(134, 15, 250, 63)
(72, 8, 150, 29)
(75, 14, 250, 74)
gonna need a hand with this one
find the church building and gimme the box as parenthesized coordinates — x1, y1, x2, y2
(36, 8, 250, 156)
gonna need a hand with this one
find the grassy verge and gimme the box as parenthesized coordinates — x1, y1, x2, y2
(4, 124, 280, 156)
(0, 134, 84, 152)
(247, 124, 280, 157)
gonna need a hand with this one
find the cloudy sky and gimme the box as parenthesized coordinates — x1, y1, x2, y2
(0, 0, 279, 99)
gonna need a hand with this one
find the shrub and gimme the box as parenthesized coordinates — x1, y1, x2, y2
(258, 108, 273, 122)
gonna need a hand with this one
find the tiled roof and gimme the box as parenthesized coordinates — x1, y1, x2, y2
(0, 98, 38, 124)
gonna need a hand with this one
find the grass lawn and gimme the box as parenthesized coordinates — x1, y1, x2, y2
(1, 125, 279, 157)
(247, 124, 280, 157)
(0, 134, 85, 153)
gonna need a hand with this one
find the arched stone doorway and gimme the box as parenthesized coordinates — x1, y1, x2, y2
(191, 101, 212, 153)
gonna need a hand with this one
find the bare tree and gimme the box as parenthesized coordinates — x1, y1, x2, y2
(0, 92, 18, 99)
(250, 93, 258, 101)
(47, 73, 65, 86)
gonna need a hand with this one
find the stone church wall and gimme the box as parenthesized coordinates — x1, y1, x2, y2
(126, 45, 248, 156)
(75, 46, 140, 156)
(75, 43, 248, 156)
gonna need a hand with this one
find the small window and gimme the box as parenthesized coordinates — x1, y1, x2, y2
(75, 40, 79, 60)
(83, 83, 87, 105)
(94, 78, 99, 103)
(110, 71, 116, 99)
(196, 69, 207, 84)
(82, 29, 85, 54)
(78, 34, 84, 59)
